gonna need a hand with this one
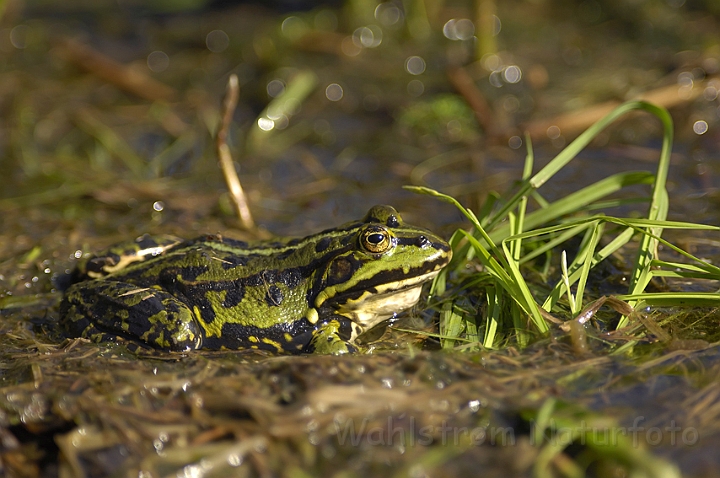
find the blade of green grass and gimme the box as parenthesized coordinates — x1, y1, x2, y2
(618, 292, 720, 306)
(572, 220, 604, 313)
(488, 171, 654, 244)
(484, 285, 500, 348)
(501, 237, 548, 332)
(439, 301, 465, 349)
(622, 103, 673, 326)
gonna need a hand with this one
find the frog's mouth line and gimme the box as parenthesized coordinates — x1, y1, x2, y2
(334, 269, 443, 335)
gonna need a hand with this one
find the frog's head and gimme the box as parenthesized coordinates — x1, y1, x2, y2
(312, 205, 451, 338)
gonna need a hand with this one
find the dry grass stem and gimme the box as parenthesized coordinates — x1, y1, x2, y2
(523, 75, 715, 141)
(217, 74, 256, 230)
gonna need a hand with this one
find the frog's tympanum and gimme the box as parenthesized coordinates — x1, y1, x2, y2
(60, 205, 451, 354)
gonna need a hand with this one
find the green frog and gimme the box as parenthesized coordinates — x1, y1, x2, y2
(59, 205, 451, 354)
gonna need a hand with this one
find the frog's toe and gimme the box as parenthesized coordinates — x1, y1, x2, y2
(311, 338, 357, 355)
(308, 318, 361, 354)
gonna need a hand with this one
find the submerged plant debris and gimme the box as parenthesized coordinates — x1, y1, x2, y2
(2, 1, 720, 477)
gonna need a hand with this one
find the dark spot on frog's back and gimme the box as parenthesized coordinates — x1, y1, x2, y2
(222, 283, 245, 308)
(219, 237, 249, 249)
(283, 269, 303, 288)
(265, 285, 284, 306)
(276, 249, 295, 260)
(158, 266, 209, 285)
(179, 266, 209, 281)
(242, 269, 302, 290)
(327, 258, 357, 286)
(315, 236, 332, 253)
(220, 255, 248, 270)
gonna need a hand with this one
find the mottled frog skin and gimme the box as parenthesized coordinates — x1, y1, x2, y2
(59, 205, 451, 354)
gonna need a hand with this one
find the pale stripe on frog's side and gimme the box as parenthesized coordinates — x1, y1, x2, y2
(59, 205, 451, 354)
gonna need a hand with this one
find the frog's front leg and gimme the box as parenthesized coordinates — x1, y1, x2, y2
(308, 318, 362, 355)
(60, 281, 202, 351)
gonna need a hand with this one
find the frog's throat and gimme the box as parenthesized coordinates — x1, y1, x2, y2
(334, 269, 441, 336)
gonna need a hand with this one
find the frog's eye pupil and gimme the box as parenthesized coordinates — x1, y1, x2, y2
(368, 233, 384, 244)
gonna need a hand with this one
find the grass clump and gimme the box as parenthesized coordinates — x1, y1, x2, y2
(414, 100, 720, 352)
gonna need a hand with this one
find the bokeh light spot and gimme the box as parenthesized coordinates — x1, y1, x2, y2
(693, 120, 708, 135)
(257, 117, 275, 131)
(508, 136, 523, 149)
(281, 16, 308, 41)
(503, 65, 522, 84)
(443, 19, 475, 41)
(326, 83, 344, 101)
(206, 30, 229, 52)
(405, 56, 426, 75)
(375, 3, 402, 26)
(266, 79, 285, 98)
(547, 125, 561, 139)
(407, 79, 424, 97)
(10, 25, 29, 49)
(352, 26, 382, 48)
(147, 51, 170, 73)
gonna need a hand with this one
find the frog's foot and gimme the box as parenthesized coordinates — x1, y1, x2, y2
(64, 323, 126, 347)
(64, 324, 155, 353)
(60, 281, 202, 352)
(308, 318, 362, 355)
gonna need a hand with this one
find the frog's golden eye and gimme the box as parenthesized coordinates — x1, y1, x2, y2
(360, 225, 392, 254)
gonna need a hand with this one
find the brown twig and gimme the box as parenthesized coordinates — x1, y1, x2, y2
(56, 38, 177, 102)
(447, 66, 496, 137)
(523, 76, 715, 142)
(217, 74, 256, 230)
